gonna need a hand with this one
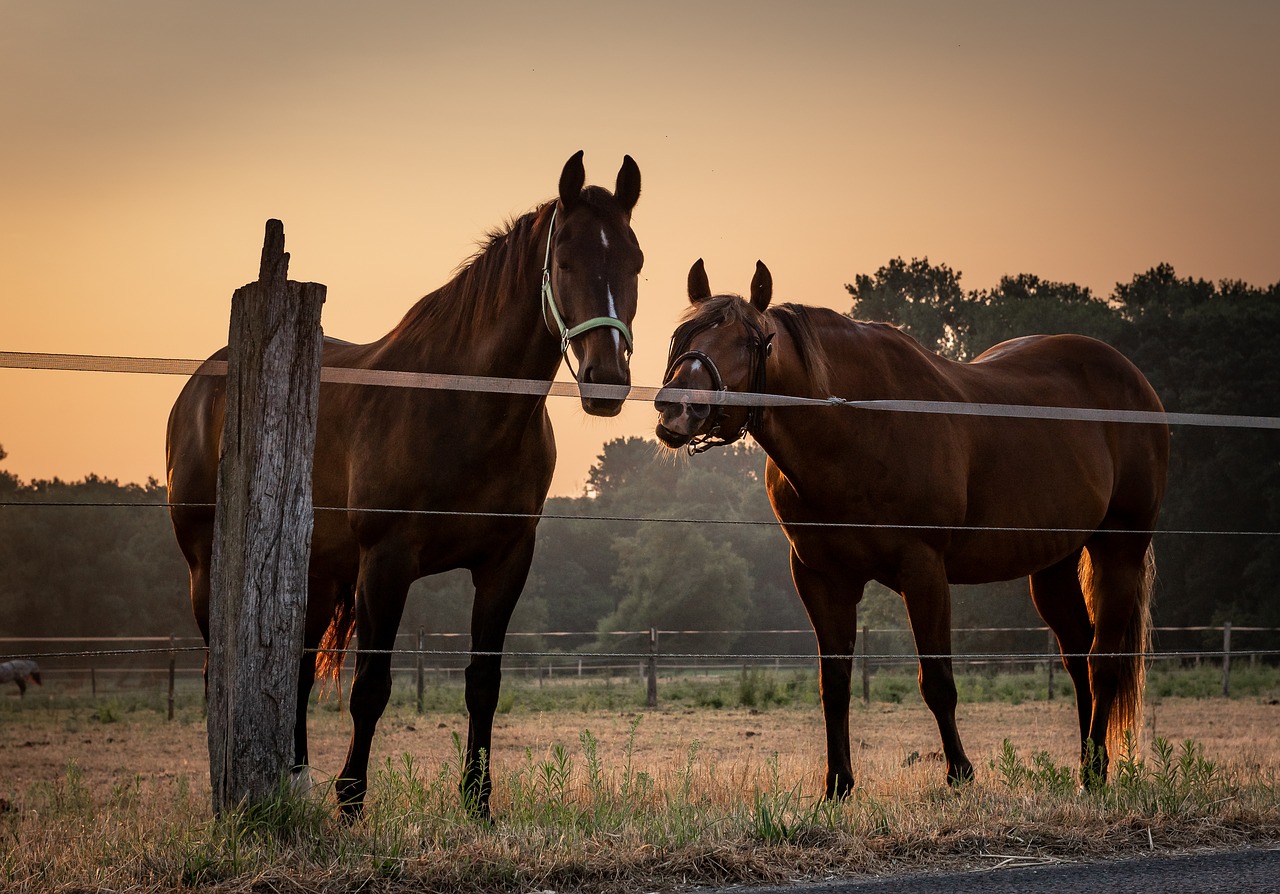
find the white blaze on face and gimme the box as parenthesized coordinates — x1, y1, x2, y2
(600, 226, 621, 349)
(605, 283, 620, 349)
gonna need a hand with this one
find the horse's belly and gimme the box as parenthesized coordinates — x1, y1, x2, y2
(943, 530, 1086, 584)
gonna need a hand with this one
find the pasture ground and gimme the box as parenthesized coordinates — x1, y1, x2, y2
(2, 676, 1279, 892)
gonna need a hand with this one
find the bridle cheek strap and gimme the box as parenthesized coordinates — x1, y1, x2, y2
(662, 331, 773, 455)
(540, 205, 635, 375)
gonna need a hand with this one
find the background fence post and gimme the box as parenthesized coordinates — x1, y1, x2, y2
(168, 635, 176, 721)
(1221, 621, 1232, 697)
(646, 627, 658, 708)
(1046, 629, 1056, 700)
(416, 627, 425, 715)
(861, 625, 871, 705)
(207, 219, 325, 816)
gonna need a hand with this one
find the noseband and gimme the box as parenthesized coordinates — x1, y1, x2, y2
(541, 205, 634, 376)
(662, 319, 774, 454)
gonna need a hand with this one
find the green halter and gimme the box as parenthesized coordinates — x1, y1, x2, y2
(540, 205, 634, 370)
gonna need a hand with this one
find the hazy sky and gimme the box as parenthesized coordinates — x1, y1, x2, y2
(2, 1, 1277, 496)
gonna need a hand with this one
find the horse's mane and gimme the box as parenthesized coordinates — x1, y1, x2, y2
(388, 186, 626, 349)
(386, 205, 548, 347)
(672, 295, 833, 397)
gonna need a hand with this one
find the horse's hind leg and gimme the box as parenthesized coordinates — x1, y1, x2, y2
(1029, 549, 1094, 755)
(791, 552, 864, 799)
(899, 552, 973, 785)
(337, 545, 415, 816)
(1078, 532, 1153, 786)
(292, 576, 339, 773)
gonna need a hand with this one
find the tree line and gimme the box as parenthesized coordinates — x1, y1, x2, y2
(1, 260, 1276, 659)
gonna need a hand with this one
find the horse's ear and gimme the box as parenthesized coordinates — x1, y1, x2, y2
(615, 155, 641, 215)
(750, 260, 773, 312)
(559, 150, 586, 209)
(688, 259, 712, 304)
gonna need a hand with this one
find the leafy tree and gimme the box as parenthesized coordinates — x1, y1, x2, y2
(965, 273, 1123, 355)
(846, 257, 969, 358)
(598, 523, 752, 653)
(0, 444, 18, 498)
(585, 436, 673, 501)
(0, 473, 192, 640)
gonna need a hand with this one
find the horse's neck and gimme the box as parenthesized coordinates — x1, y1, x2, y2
(372, 209, 562, 380)
(753, 318, 902, 485)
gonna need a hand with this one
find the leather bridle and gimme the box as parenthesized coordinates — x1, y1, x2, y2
(662, 317, 774, 454)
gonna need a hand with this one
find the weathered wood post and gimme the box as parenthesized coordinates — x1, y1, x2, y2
(168, 635, 177, 721)
(646, 627, 659, 708)
(861, 624, 871, 705)
(1221, 621, 1232, 697)
(1046, 629, 1056, 701)
(416, 627, 425, 716)
(207, 219, 325, 815)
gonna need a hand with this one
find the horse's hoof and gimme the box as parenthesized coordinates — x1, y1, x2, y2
(825, 772, 855, 800)
(289, 766, 319, 799)
(947, 761, 976, 787)
(336, 778, 366, 821)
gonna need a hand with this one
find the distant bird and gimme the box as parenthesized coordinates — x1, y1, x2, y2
(0, 659, 42, 697)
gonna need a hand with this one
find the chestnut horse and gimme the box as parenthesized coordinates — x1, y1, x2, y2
(656, 260, 1168, 792)
(168, 152, 642, 816)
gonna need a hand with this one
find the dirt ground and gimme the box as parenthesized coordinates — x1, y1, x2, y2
(3, 694, 1278, 804)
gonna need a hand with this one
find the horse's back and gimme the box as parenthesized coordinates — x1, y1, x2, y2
(968, 334, 1163, 414)
(965, 333, 1169, 513)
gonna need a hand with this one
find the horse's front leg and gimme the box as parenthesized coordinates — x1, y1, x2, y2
(462, 534, 537, 820)
(336, 544, 415, 817)
(899, 553, 973, 786)
(791, 553, 864, 799)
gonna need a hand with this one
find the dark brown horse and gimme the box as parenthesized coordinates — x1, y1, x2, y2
(656, 260, 1168, 792)
(168, 151, 642, 816)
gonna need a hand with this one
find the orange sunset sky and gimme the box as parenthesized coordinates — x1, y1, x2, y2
(2, 1, 1278, 498)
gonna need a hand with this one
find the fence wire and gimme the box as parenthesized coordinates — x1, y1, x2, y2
(3, 349, 1280, 429)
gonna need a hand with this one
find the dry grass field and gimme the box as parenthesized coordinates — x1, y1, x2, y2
(2, 681, 1279, 892)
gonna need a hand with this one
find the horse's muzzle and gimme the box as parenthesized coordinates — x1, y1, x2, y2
(654, 397, 711, 447)
(578, 368, 631, 417)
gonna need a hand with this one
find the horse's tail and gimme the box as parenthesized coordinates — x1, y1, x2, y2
(1108, 542, 1155, 756)
(314, 583, 356, 691)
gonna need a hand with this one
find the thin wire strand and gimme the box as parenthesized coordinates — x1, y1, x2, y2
(1, 500, 1275, 538)
(6, 644, 1276, 664)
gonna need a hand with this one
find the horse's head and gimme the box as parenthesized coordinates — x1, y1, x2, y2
(655, 259, 775, 452)
(543, 150, 643, 416)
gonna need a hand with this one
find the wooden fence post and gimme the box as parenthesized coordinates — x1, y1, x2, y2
(646, 627, 658, 708)
(168, 635, 177, 721)
(861, 625, 871, 705)
(1221, 621, 1232, 697)
(1046, 629, 1056, 701)
(207, 219, 325, 816)
(416, 627, 425, 715)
